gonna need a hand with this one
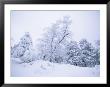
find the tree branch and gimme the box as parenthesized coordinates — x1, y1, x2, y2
(53, 31, 69, 52)
(58, 33, 69, 44)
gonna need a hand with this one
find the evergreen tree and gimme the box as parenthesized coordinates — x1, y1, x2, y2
(11, 32, 33, 60)
(66, 41, 81, 66)
(19, 32, 33, 50)
(79, 39, 96, 67)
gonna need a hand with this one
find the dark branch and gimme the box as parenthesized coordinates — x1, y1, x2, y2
(58, 33, 69, 44)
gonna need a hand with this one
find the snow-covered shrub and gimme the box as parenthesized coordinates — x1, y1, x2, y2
(65, 39, 99, 67)
(20, 49, 36, 63)
(79, 39, 99, 67)
(66, 41, 81, 66)
(11, 44, 26, 58)
(54, 56, 63, 63)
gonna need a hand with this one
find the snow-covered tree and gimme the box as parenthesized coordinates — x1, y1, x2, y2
(11, 44, 26, 58)
(19, 32, 33, 50)
(11, 32, 33, 60)
(94, 40, 100, 65)
(79, 39, 97, 67)
(38, 16, 72, 63)
(66, 41, 82, 65)
(20, 49, 36, 63)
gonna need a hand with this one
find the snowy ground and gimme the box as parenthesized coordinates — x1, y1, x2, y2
(11, 58, 100, 77)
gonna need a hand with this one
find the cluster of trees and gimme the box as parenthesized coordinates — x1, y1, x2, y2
(11, 16, 100, 67)
(37, 16, 100, 67)
(66, 39, 100, 67)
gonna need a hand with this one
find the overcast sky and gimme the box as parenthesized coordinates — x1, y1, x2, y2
(11, 10, 100, 47)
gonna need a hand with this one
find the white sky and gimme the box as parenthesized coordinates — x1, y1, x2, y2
(11, 10, 100, 47)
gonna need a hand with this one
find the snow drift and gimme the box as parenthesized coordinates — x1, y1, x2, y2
(11, 58, 100, 77)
